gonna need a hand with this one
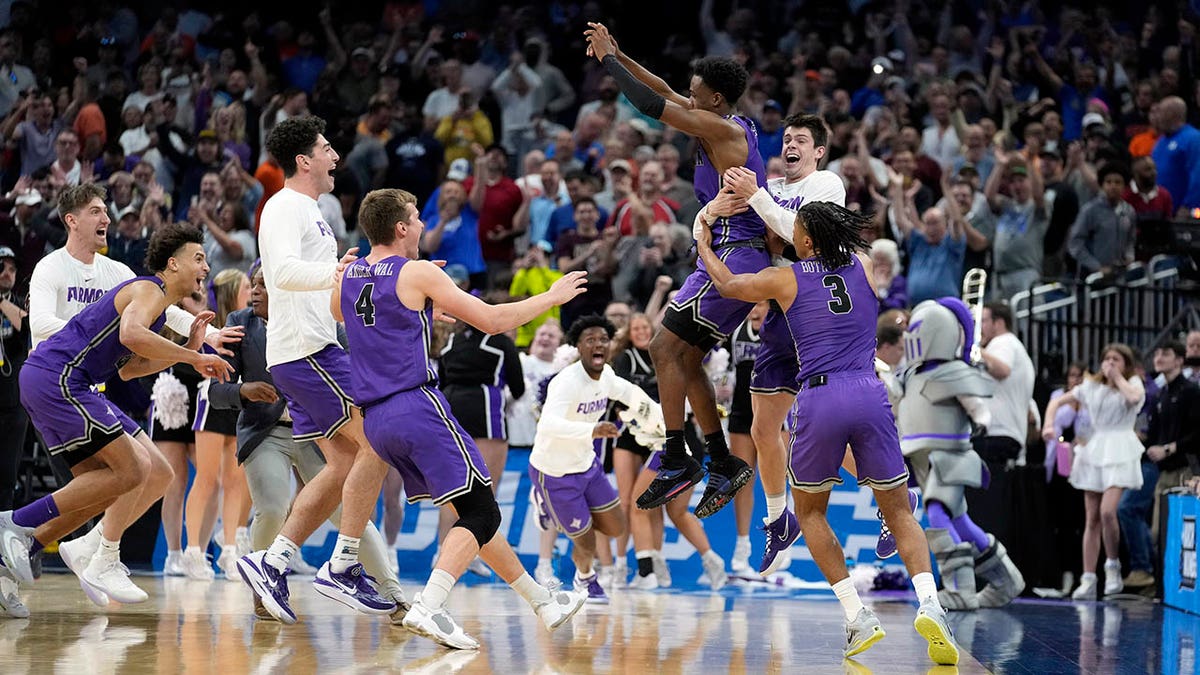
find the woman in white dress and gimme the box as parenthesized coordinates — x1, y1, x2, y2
(1043, 343, 1146, 600)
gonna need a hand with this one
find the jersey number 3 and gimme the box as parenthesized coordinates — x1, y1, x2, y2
(354, 283, 376, 326)
(822, 274, 852, 315)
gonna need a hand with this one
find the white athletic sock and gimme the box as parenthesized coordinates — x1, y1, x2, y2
(95, 536, 120, 562)
(1080, 572, 1098, 583)
(701, 549, 722, 566)
(264, 536, 299, 573)
(576, 559, 593, 577)
(511, 572, 552, 607)
(734, 535, 750, 555)
(832, 577, 865, 621)
(329, 535, 360, 573)
(537, 556, 552, 567)
(766, 493, 786, 522)
(421, 568, 456, 609)
(911, 572, 939, 604)
(1104, 558, 1120, 570)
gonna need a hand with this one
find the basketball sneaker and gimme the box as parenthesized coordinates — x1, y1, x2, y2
(466, 557, 492, 578)
(182, 547, 214, 581)
(651, 551, 671, 588)
(313, 562, 396, 614)
(535, 587, 586, 630)
(844, 606, 885, 657)
(0, 511, 33, 584)
(914, 597, 960, 665)
(876, 489, 920, 559)
(628, 572, 659, 590)
(575, 572, 609, 604)
(164, 550, 186, 577)
(81, 555, 149, 604)
(636, 455, 705, 510)
(759, 510, 800, 576)
(0, 565, 29, 618)
(402, 593, 479, 650)
(218, 549, 239, 582)
(59, 535, 108, 607)
(700, 553, 728, 590)
(237, 551, 296, 625)
(731, 538, 752, 577)
(694, 455, 754, 519)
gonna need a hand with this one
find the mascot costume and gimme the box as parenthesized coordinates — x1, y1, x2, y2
(898, 293, 1026, 610)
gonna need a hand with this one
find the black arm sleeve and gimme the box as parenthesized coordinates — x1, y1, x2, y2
(602, 55, 666, 120)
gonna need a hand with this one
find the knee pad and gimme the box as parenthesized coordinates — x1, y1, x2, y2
(450, 481, 502, 547)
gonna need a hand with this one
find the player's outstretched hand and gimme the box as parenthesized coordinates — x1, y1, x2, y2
(186, 310, 215, 351)
(195, 353, 235, 383)
(548, 270, 588, 304)
(584, 22, 617, 61)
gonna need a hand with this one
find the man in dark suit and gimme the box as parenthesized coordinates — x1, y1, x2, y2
(210, 265, 410, 622)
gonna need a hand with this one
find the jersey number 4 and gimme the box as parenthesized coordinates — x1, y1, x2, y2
(822, 274, 852, 315)
(354, 283, 376, 326)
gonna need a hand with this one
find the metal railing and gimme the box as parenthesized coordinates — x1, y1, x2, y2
(1010, 256, 1200, 374)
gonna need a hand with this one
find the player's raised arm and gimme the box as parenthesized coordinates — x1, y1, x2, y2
(584, 22, 735, 143)
(403, 260, 586, 335)
(694, 216, 795, 305)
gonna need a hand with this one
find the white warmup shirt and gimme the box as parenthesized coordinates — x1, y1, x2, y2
(28, 248, 203, 349)
(258, 186, 340, 367)
(530, 362, 659, 477)
(983, 332, 1035, 445)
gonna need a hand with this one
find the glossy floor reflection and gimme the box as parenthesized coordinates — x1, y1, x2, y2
(1, 574, 1190, 674)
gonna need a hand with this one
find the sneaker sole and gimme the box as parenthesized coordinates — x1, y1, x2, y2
(312, 578, 396, 615)
(636, 468, 707, 510)
(694, 465, 754, 519)
(914, 613, 960, 665)
(236, 558, 297, 625)
(585, 596, 610, 605)
(82, 573, 147, 604)
(844, 625, 886, 658)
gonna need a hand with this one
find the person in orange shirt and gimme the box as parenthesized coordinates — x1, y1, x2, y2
(1129, 103, 1161, 158)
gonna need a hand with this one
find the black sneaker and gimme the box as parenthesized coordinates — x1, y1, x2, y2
(694, 456, 754, 519)
(636, 455, 706, 510)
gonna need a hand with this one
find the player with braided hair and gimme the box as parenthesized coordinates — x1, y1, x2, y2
(693, 201, 959, 665)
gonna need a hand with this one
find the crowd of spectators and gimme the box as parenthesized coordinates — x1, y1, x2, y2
(2, 0, 1200, 597)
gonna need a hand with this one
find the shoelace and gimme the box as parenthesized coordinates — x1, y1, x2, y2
(876, 510, 893, 539)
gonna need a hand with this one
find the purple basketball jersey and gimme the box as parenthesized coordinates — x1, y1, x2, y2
(694, 115, 767, 247)
(781, 255, 877, 381)
(25, 276, 167, 384)
(339, 256, 436, 407)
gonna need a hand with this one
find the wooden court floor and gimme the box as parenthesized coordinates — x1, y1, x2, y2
(0, 572, 1184, 674)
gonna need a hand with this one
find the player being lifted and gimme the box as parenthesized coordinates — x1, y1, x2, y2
(583, 22, 766, 517)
